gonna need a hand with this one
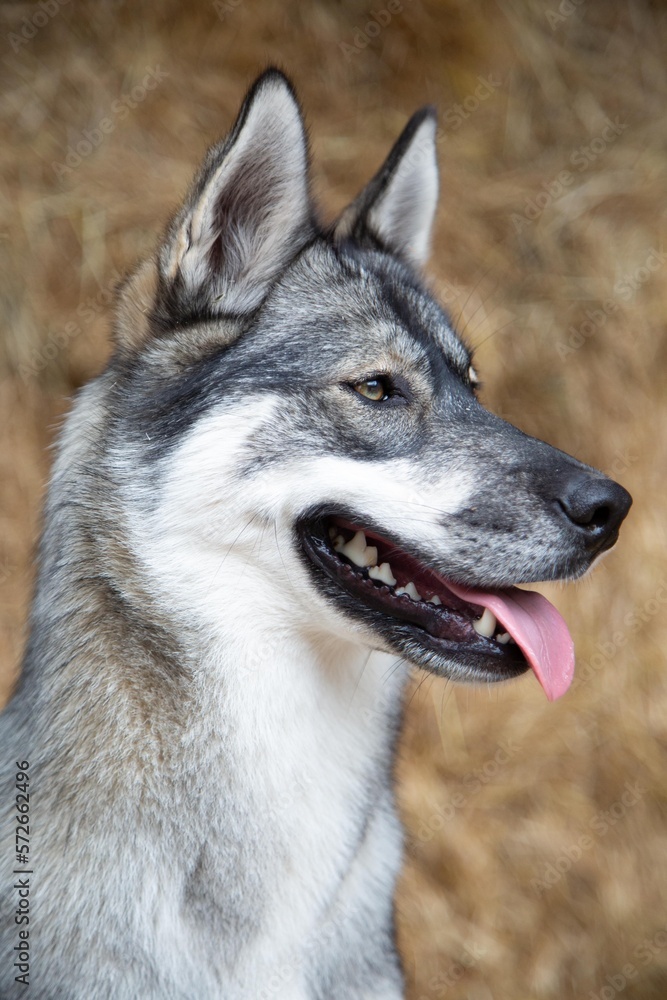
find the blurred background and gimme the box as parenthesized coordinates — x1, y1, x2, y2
(1, 0, 666, 996)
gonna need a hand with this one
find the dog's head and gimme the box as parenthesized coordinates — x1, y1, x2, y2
(107, 69, 631, 699)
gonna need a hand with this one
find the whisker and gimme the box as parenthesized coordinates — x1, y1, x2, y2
(205, 513, 260, 597)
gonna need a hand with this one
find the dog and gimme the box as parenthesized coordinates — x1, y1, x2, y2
(0, 68, 631, 999)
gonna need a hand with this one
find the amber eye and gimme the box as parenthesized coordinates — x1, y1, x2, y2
(354, 377, 390, 402)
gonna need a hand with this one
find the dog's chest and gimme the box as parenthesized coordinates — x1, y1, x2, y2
(157, 643, 407, 991)
(190, 640, 404, 875)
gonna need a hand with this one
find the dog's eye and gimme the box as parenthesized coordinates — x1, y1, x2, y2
(354, 377, 391, 402)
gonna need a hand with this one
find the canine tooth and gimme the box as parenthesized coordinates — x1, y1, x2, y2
(496, 631, 511, 644)
(333, 534, 346, 552)
(368, 562, 396, 586)
(328, 526, 337, 540)
(396, 581, 421, 601)
(427, 595, 442, 606)
(472, 607, 496, 638)
(341, 530, 375, 567)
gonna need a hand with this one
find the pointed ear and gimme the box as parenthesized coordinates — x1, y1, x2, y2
(333, 108, 439, 267)
(159, 69, 315, 320)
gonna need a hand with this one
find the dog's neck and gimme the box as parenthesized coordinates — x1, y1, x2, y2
(18, 443, 409, 994)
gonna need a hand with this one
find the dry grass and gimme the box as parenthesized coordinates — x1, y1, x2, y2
(1, 1, 666, 996)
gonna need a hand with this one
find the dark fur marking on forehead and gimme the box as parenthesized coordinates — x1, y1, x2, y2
(110, 235, 473, 464)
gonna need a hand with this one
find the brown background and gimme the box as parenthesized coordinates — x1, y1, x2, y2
(1, 1, 666, 997)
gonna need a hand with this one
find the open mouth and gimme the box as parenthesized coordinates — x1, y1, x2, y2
(298, 513, 575, 700)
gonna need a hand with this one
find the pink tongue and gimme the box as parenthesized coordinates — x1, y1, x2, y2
(445, 581, 575, 701)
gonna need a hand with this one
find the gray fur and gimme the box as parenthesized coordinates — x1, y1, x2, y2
(0, 69, 630, 998)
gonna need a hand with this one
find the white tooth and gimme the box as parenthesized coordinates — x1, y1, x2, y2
(341, 530, 376, 568)
(396, 581, 421, 602)
(427, 595, 442, 606)
(364, 546, 378, 567)
(333, 534, 346, 552)
(368, 562, 397, 586)
(328, 526, 337, 540)
(473, 607, 496, 638)
(496, 631, 511, 644)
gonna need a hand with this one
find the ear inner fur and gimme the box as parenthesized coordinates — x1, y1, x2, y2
(156, 68, 316, 323)
(333, 107, 439, 267)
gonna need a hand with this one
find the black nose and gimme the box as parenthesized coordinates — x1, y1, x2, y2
(557, 473, 632, 552)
